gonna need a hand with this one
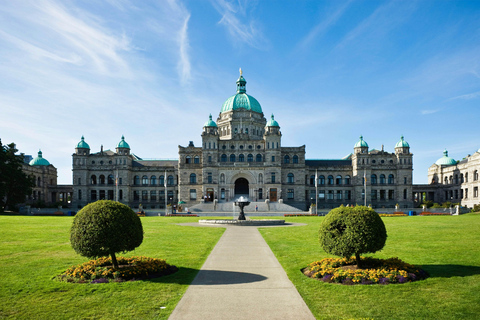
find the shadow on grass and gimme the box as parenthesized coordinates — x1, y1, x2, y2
(145, 267, 267, 285)
(422, 264, 480, 278)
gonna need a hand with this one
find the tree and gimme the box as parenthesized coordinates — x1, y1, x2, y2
(70, 200, 144, 269)
(0, 139, 34, 212)
(319, 205, 387, 267)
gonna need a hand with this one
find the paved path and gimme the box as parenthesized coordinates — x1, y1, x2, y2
(169, 224, 316, 320)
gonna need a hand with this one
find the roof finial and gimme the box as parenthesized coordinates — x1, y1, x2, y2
(239, 67, 243, 76)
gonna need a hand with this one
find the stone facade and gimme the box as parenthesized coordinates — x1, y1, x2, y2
(72, 73, 414, 210)
(422, 149, 480, 208)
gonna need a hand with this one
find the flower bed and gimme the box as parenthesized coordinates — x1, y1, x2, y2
(284, 213, 318, 217)
(57, 256, 177, 283)
(165, 214, 198, 217)
(304, 256, 428, 285)
(378, 213, 407, 217)
(420, 212, 451, 216)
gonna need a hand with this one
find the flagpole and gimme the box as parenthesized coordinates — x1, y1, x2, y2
(115, 169, 119, 202)
(315, 169, 318, 215)
(164, 170, 168, 215)
(364, 169, 367, 207)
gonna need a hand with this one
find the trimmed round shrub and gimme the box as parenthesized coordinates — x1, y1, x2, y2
(70, 200, 144, 269)
(319, 206, 387, 266)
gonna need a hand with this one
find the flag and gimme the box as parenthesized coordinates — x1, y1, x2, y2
(315, 170, 318, 186)
(164, 170, 167, 188)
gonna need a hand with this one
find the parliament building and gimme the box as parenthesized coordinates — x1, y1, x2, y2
(72, 72, 414, 210)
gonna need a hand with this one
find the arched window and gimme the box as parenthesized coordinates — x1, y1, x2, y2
(444, 176, 448, 184)
(256, 154, 262, 162)
(239, 154, 245, 162)
(168, 175, 174, 186)
(371, 174, 377, 185)
(221, 154, 227, 162)
(149, 176, 155, 185)
(449, 176, 453, 184)
(310, 175, 315, 185)
(284, 155, 290, 164)
(460, 173, 464, 183)
(287, 173, 294, 183)
(465, 172, 469, 182)
(319, 175, 325, 185)
(259, 173, 263, 184)
(134, 175, 140, 185)
(91, 175, 97, 185)
(185, 156, 191, 164)
(336, 175, 342, 185)
(108, 174, 114, 185)
(159, 175, 164, 186)
(247, 154, 253, 162)
(194, 156, 200, 164)
(220, 173, 225, 184)
(328, 175, 334, 185)
(190, 173, 196, 184)
(475, 170, 479, 181)
(345, 175, 351, 185)
(380, 174, 386, 184)
(230, 154, 236, 162)
(388, 174, 394, 184)
(142, 175, 148, 185)
(293, 155, 298, 164)
(454, 174, 458, 184)
(99, 175, 105, 185)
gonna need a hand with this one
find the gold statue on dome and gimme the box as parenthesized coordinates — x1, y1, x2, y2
(239, 68, 243, 76)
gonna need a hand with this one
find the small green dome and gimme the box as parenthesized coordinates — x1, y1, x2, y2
(76, 136, 90, 149)
(203, 114, 217, 127)
(117, 135, 130, 149)
(221, 72, 263, 114)
(29, 150, 50, 166)
(435, 149, 457, 166)
(354, 135, 368, 148)
(395, 135, 410, 148)
(266, 114, 279, 127)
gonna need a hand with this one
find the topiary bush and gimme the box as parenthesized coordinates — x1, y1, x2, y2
(70, 200, 144, 269)
(319, 205, 387, 267)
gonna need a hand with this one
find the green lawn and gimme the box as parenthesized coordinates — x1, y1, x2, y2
(0, 216, 224, 319)
(2, 214, 480, 319)
(259, 214, 480, 320)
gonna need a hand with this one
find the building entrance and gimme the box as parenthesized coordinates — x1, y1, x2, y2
(234, 178, 249, 198)
(206, 188, 214, 202)
(269, 188, 277, 202)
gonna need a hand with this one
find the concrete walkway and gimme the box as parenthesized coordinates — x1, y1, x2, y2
(169, 225, 316, 320)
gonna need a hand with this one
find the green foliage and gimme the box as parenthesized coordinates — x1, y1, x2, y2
(319, 206, 387, 264)
(473, 204, 480, 213)
(0, 139, 34, 211)
(70, 200, 144, 268)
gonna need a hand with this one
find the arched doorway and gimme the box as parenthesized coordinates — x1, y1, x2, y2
(235, 178, 249, 197)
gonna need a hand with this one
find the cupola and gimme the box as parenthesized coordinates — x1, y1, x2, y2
(116, 135, 130, 155)
(266, 114, 279, 127)
(220, 69, 263, 114)
(395, 135, 410, 154)
(435, 149, 457, 166)
(29, 150, 50, 166)
(203, 114, 217, 127)
(75, 136, 90, 155)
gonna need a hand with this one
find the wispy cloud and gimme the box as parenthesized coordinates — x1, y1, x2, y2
(421, 109, 440, 115)
(296, 1, 352, 51)
(212, 0, 268, 50)
(449, 90, 480, 101)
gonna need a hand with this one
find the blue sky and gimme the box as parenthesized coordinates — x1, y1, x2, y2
(1, 0, 480, 184)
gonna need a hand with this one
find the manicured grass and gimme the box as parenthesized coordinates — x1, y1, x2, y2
(259, 214, 480, 320)
(0, 216, 224, 319)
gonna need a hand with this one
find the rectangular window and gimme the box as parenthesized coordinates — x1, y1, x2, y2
(78, 190, 82, 200)
(310, 189, 316, 200)
(190, 189, 197, 200)
(142, 190, 148, 201)
(465, 188, 468, 199)
(99, 190, 105, 200)
(287, 189, 294, 199)
(119, 190, 123, 200)
(119, 178, 122, 185)
(388, 190, 394, 200)
(271, 156, 275, 162)
(319, 190, 325, 200)
(380, 190, 386, 200)
(150, 190, 157, 201)
(345, 190, 351, 200)
(336, 190, 342, 200)
(327, 190, 334, 200)
(91, 190, 97, 201)
(108, 190, 114, 200)
(208, 173, 213, 183)
(474, 187, 478, 198)
(258, 188, 263, 200)
(134, 191, 140, 201)
(404, 177, 407, 184)
(371, 190, 377, 200)
(271, 173, 276, 183)
(221, 189, 225, 200)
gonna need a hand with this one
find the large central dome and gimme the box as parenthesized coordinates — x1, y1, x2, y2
(220, 72, 263, 114)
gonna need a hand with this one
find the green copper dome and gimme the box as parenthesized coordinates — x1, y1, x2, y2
(203, 114, 217, 127)
(266, 114, 279, 127)
(395, 135, 410, 148)
(221, 72, 263, 114)
(29, 150, 50, 166)
(435, 149, 457, 166)
(117, 135, 130, 149)
(76, 136, 90, 149)
(354, 135, 368, 148)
